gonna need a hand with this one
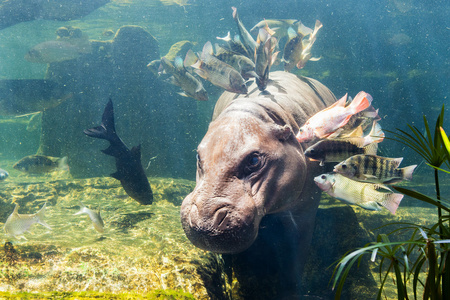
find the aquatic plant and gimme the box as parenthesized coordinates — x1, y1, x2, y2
(332, 106, 450, 299)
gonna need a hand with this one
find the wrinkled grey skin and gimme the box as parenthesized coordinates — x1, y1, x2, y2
(181, 71, 336, 255)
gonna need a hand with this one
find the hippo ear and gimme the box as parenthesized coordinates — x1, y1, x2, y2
(272, 124, 293, 141)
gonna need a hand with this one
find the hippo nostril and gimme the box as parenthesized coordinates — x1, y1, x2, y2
(214, 208, 229, 229)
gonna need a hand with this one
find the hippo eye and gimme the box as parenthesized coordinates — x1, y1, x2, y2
(243, 152, 263, 176)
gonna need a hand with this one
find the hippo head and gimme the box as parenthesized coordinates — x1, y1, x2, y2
(180, 101, 309, 253)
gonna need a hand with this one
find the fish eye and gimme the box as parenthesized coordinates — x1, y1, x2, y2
(341, 164, 347, 169)
(321, 175, 326, 179)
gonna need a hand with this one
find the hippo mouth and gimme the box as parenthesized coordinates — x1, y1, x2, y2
(181, 200, 260, 254)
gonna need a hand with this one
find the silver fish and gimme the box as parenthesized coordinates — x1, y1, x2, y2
(184, 42, 248, 94)
(0, 167, 9, 181)
(214, 44, 256, 79)
(161, 57, 208, 101)
(334, 155, 417, 184)
(231, 7, 256, 56)
(4, 203, 51, 238)
(250, 19, 298, 37)
(13, 155, 69, 174)
(314, 173, 403, 214)
(25, 38, 91, 64)
(283, 20, 322, 71)
(74, 201, 104, 233)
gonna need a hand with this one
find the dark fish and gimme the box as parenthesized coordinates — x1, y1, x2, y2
(0, 79, 73, 116)
(217, 33, 252, 59)
(334, 154, 417, 184)
(13, 155, 69, 174)
(254, 27, 278, 91)
(0, 168, 9, 181)
(84, 99, 153, 205)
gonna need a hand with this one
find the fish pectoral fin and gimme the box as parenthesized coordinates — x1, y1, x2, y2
(373, 184, 393, 193)
(177, 92, 189, 98)
(362, 174, 378, 180)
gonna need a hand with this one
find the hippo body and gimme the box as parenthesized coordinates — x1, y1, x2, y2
(181, 71, 336, 297)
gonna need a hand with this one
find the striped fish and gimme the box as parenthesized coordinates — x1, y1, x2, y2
(333, 154, 417, 184)
(314, 173, 403, 214)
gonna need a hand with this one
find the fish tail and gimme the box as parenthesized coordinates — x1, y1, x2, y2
(36, 203, 51, 229)
(401, 164, 417, 181)
(365, 121, 385, 145)
(57, 156, 69, 171)
(74, 201, 87, 215)
(348, 91, 373, 114)
(382, 193, 404, 215)
(184, 49, 200, 69)
(84, 99, 117, 142)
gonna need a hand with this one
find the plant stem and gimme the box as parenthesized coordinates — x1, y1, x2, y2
(434, 169, 442, 237)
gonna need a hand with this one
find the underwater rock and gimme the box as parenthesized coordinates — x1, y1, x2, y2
(0, 80, 72, 116)
(0, 0, 109, 30)
(112, 25, 160, 75)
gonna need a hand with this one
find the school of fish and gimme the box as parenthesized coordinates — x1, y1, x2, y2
(299, 91, 417, 214)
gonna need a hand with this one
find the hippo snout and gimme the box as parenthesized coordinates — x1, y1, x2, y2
(181, 196, 261, 254)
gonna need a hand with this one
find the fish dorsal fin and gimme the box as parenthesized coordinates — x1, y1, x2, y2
(346, 125, 364, 138)
(391, 157, 403, 167)
(203, 41, 214, 56)
(287, 27, 297, 40)
(295, 21, 313, 37)
(13, 203, 20, 215)
(373, 184, 392, 193)
(323, 93, 347, 111)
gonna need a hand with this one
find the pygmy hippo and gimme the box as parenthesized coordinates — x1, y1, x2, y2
(180, 71, 336, 296)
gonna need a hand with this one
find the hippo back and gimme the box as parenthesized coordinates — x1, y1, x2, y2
(212, 71, 336, 132)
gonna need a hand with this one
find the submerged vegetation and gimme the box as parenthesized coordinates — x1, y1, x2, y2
(332, 105, 450, 299)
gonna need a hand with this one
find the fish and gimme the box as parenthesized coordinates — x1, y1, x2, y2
(74, 201, 105, 233)
(250, 19, 298, 36)
(305, 120, 385, 165)
(283, 20, 322, 71)
(254, 26, 278, 91)
(333, 154, 417, 184)
(296, 91, 373, 143)
(231, 7, 256, 56)
(161, 57, 209, 101)
(296, 20, 323, 69)
(84, 99, 153, 205)
(314, 173, 403, 214)
(184, 42, 248, 94)
(0, 79, 73, 116)
(25, 38, 91, 64)
(13, 155, 69, 174)
(338, 105, 381, 136)
(214, 44, 257, 79)
(4, 203, 51, 238)
(26, 112, 43, 132)
(0, 168, 9, 181)
(217, 33, 252, 58)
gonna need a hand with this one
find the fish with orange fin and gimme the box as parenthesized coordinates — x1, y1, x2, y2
(296, 91, 373, 143)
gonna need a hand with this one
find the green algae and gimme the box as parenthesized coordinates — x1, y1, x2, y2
(0, 289, 195, 299)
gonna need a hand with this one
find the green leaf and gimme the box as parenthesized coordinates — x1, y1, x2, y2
(392, 186, 450, 213)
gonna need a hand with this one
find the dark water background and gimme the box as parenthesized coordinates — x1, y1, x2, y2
(0, 0, 449, 197)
